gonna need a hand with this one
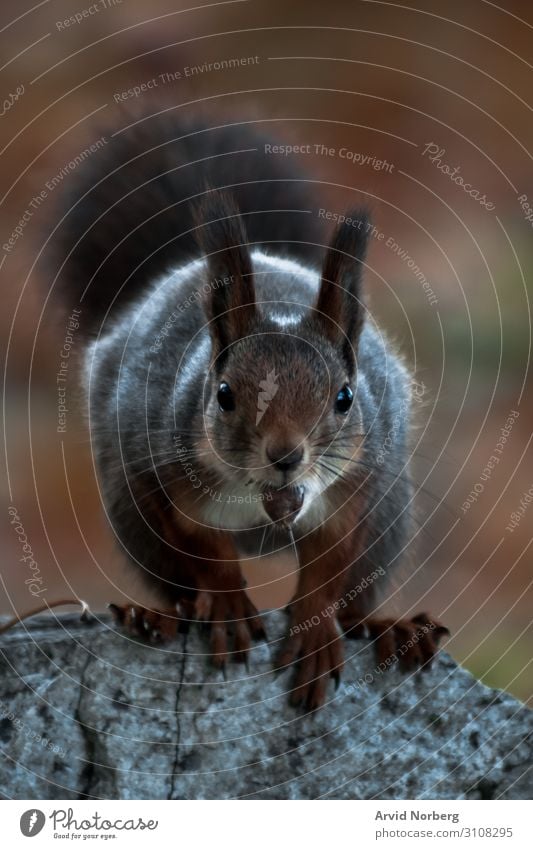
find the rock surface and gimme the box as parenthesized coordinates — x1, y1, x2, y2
(0, 611, 531, 800)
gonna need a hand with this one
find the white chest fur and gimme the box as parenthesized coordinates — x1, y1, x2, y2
(200, 481, 270, 531)
(199, 478, 328, 536)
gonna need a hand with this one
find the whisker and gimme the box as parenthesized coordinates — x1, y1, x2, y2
(259, 523, 268, 558)
(288, 527, 301, 568)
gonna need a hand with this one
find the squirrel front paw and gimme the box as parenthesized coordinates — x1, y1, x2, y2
(195, 589, 266, 668)
(346, 613, 450, 671)
(275, 614, 344, 711)
(109, 603, 185, 643)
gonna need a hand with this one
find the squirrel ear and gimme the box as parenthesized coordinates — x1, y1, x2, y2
(195, 190, 256, 360)
(314, 209, 370, 369)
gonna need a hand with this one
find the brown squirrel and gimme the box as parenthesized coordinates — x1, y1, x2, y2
(48, 112, 448, 710)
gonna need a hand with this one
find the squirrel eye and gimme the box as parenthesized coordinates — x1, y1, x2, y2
(335, 384, 353, 414)
(217, 382, 235, 412)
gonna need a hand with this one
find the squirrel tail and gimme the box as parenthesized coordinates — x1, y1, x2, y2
(49, 112, 325, 334)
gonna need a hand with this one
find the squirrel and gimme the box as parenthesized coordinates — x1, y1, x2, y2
(46, 111, 448, 710)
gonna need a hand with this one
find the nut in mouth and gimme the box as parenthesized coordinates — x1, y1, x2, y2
(262, 484, 305, 527)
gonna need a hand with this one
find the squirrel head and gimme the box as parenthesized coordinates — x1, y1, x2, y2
(194, 191, 369, 526)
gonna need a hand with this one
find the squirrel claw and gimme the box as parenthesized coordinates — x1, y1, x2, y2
(108, 602, 124, 624)
(233, 647, 249, 666)
(108, 603, 180, 643)
(273, 663, 287, 679)
(253, 624, 267, 642)
(275, 617, 344, 710)
(195, 588, 266, 670)
(177, 619, 191, 635)
(360, 613, 450, 672)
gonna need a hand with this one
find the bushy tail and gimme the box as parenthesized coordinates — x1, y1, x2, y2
(49, 112, 325, 334)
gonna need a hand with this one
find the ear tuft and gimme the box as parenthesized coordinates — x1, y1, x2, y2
(314, 208, 371, 370)
(195, 189, 256, 361)
(194, 189, 252, 283)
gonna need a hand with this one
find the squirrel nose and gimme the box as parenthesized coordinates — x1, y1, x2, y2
(266, 443, 304, 471)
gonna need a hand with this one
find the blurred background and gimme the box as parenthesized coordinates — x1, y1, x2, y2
(1, 0, 531, 703)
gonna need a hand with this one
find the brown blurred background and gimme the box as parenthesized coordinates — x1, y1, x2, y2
(1, 0, 531, 703)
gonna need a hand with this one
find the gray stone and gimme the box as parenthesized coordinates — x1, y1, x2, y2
(0, 612, 531, 799)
